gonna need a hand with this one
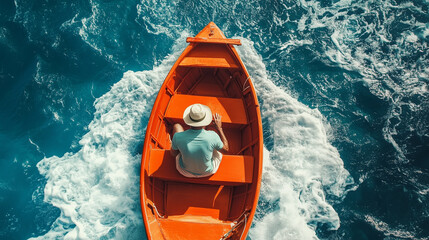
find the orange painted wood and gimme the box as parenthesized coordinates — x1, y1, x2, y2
(140, 22, 263, 240)
(158, 219, 231, 240)
(148, 149, 254, 185)
(166, 183, 232, 219)
(179, 44, 239, 69)
(186, 37, 242, 45)
(164, 94, 248, 125)
(179, 57, 239, 68)
(179, 43, 240, 69)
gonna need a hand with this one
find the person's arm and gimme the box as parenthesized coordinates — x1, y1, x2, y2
(214, 113, 229, 152)
(170, 149, 179, 157)
(170, 123, 183, 157)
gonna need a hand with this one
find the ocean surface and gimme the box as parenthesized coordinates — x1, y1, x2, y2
(1, 0, 428, 239)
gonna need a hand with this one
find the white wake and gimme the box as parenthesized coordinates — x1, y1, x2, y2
(32, 34, 188, 240)
(237, 39, 354, 240)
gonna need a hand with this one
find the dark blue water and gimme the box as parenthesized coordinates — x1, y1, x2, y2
(1, 0, 428, 239)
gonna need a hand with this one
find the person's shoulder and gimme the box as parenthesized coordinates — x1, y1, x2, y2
(173, 130, 186, 139)
(177, 129, 197, 138)
(204, 129, 220, 137)
(204, 129, 217, 134)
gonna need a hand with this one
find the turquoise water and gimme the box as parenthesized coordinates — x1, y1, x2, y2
(1, 0, 428, 239)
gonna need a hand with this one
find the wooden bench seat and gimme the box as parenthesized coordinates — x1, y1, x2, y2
(164, 94, 248, 126)
(179, 57, 239, 69)
(178, 43, 240, 68)
(148, 149, 254, 185)
(186, 37, 242, 45)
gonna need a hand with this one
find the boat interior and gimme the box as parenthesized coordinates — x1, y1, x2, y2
(143, 42, 261, 239)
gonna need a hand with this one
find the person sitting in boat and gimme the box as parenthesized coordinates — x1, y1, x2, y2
(170, 103, 229, 178)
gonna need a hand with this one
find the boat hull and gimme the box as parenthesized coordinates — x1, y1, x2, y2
(140, 22, 263, 240)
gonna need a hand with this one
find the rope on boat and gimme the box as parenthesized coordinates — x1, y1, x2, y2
(220, 211, 249, 240)
(239, 212, 248, 240)
(148, 201, 165, 219)
(242, 76, 251, 93)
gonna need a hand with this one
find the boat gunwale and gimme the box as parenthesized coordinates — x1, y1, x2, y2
(140, 22, 263, 240)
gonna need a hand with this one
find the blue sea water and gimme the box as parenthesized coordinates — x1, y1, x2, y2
(1, 0, 428, 239)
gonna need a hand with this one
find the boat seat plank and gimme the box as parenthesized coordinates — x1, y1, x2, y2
(164, 94, 248, 126)
(148, 149, 254, 185)
(186, 37, 242, 45)
(179, 57, 239, 68)
(158, 219, 231, 240)
(178, 43, 240, 68)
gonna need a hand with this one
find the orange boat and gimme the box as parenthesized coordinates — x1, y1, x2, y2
(140, 22, 263, 240)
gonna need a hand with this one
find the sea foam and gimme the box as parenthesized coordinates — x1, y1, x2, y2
(32, 31, 353, 239)
(295, 0, 429, 163)
(237, 39, 354, 239)
(32, 35, 188, 240)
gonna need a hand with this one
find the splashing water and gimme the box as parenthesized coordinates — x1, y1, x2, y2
(31, 35, 189, 240)
(3, 0, 428, 239)
(238, 39, 355, 239)
(30, 35, 353, 240)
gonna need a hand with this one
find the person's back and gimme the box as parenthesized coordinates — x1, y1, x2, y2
(172, 128, 223, 175)
(170, 104, 229, 178)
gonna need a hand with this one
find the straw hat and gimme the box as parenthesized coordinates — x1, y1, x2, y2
(183, 104, 212, 127)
